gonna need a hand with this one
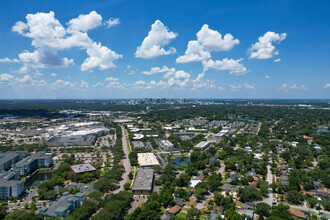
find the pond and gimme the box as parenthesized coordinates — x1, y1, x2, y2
(25, 172, 54, 188)
(228, 117, 258, 122)
(171, 156, 190, 169)
(317, 129, 329, 133)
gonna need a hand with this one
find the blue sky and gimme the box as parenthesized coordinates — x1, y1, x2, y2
(0, 0, 329, 99)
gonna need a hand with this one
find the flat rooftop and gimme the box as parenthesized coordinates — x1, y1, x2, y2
(194, 141, 210, 149)
(137, 153, 160, 167)
(160, 140, 173, 146)
(132, 168, 154, 191)
(132, 141, 145, 149)
(70, 163, 96, 174)
(47, 135, 96, 146)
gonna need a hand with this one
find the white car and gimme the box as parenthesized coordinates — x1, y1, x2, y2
(84, 185, 88, 189)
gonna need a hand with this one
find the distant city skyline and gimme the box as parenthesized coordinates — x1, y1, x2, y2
(0, 0, 329, 99)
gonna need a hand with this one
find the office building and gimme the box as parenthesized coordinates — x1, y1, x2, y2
(137, 153, 160, 167)
(132, 169, 154, 195)
(193, 141, 211, 151)
(70, 164, 96, 174)
(159, 140, 174, 150)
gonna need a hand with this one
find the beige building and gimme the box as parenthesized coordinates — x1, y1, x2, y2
(137, 153, 160, 167)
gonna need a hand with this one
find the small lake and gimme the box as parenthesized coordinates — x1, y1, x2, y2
(171, 157, 190, 169)
(25, 172, 53, 188)
(317, 129, 329, 133)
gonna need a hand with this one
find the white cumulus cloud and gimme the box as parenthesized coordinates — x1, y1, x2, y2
(12, 11, 122, 73)
(280, 84, 307, 91)
(230, 84, 242, 90)
(106, 18, 120, 28)
(135, 20, 178, 59)
(177, 24, 239, 63)
(81, 42, 123, 71)
(244, 83, 254, 89)
(0, 58, 20, 63)
(0, 73, 14, 82)
(249, 31, 286, 59)
(176, 40, 211, 63)
(67, 11, 102, 32)
(105, 77, 118, 81)
(166, 70, 190, 79)
(51, 79, 75, 89)
(80, 80, 89, 88)
(142, 66, 175, 75)
(324, 83, 330, 88)
(15, 74, 47, 88)
(203, 58, 247, 75)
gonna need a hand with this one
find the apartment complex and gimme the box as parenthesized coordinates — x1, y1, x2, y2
(0, 151, 28, 171)
(40, 192, 85, 218)
(0, 171, 24, 200)
(12, 151, 53, 176)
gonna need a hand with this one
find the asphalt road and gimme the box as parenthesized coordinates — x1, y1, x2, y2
(92, 126, 132, 217)
(288, 204, 330, 215)
(113, 126, 131, 193)
(261, 165, 330, 216)
(263, 165, 274, 206)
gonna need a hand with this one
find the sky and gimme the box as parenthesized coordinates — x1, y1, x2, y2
(0, 0, 329, 99)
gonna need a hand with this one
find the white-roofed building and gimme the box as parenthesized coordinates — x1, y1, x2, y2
(132, 133, 144, 140)
(137, 153, 160, 167)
